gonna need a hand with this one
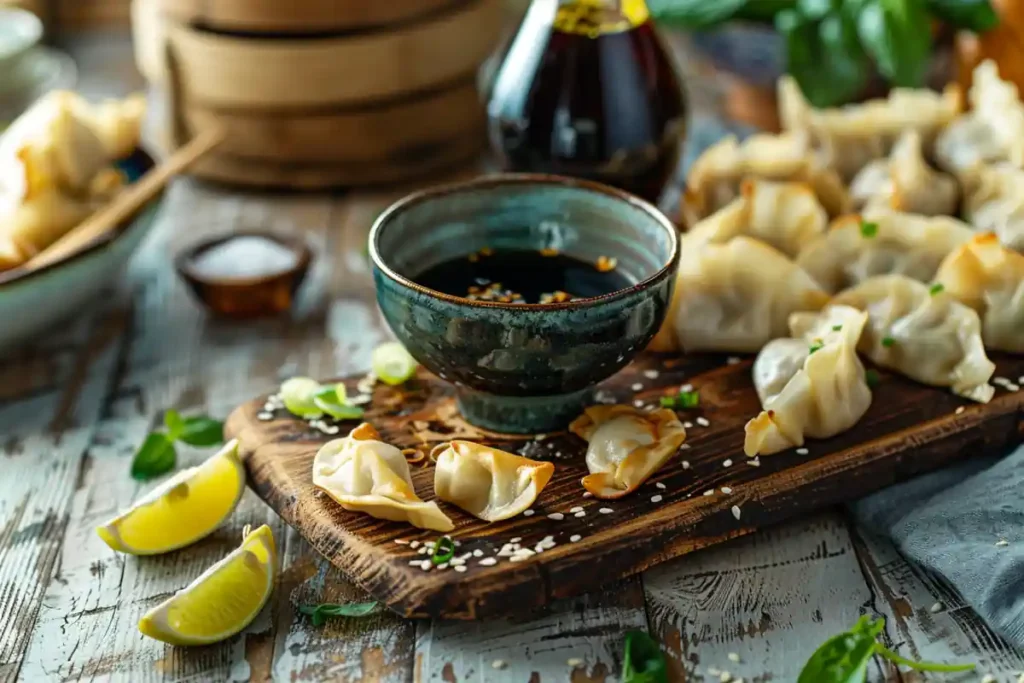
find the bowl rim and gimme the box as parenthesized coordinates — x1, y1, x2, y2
(369, 173, 681, 311)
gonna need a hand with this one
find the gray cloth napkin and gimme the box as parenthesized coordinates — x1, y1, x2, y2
(850, 444, 1024, 648)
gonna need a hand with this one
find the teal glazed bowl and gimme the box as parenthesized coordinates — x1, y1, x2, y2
(369, 174, 680, 434)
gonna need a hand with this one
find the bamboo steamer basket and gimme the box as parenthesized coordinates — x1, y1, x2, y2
(159, 0, 461, 33)
(165, 0, 503, 109)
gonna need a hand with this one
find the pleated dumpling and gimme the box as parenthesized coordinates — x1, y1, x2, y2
(433, 441, 554, 522)
(960, 163, 1024, 253)
(796, 210, 973, 293)
(935, 61, 1024, 174)
(832, 275, 996, 403)
(681, 132, 849, 227)
(779, 75, 962, 181)
(935, 233, 1024, 353)
(0, 189, 95, 270)
(655, 237, 829, 353)
(686, 179, 828, 259)
(744, 306, 873, 457)
(849, 131, 958, 217)
(313, 423, 454, 532)
(569, 406, 686, 499)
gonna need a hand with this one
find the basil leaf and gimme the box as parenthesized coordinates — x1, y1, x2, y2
(798, 0, 838, 19)
(163, 409, 184, 441)
(131, 433, 177, 481)
(778, 9, 869, 107)
(927, 0, 998, 32)
(298, 601, 379, 627)
(178, 417, 224, 447)
(646, 0, 748, 28)
(797, 616, 883, 683)
(858, 0, 932, 87)
(621, 631, 668, 683)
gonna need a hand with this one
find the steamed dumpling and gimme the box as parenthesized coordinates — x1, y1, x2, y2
(796, 210, 973, 293)
(832, 275, 996, 403)
(681, 132, 849, 227)
(960, 163, 1024, 253)
(433, 441, 553, 522)
(849, 131, 958, 216)
(935, 233, 1024, 353)
(744, 306, 873, 456)
(0, 189, 95, 270)
(313, 423, 453, 532)
(569, 406, 686, 499)
(779, 75, 962, 181)
(685, 179, 828, 258)
(935, 61, 1024, 174)
(653, 237, 829, 353)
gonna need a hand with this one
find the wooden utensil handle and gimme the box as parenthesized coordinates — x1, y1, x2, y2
(25, 127, 224, 272)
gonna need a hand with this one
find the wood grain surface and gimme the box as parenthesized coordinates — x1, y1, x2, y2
(229, 352, 1024, 619)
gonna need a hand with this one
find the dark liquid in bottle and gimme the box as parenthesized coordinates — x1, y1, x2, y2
(487, 0, 687, 203)
(414, 249, 632, 304)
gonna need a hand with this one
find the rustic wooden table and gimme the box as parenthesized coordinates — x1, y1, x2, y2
(1, 31, 1022, 683)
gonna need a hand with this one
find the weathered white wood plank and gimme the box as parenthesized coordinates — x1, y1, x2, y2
(851, 525, 1024, 682)
(642, 512, 895, 682)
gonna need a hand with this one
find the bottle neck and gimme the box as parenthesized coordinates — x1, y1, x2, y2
(553, 0, 649, 36)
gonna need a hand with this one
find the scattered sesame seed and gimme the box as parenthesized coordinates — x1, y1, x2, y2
(408, 560, 423, 566)
(633, 399, 645, 408)
(955, 406, 965, 414)
(450, 558, 466, 567)
(419, 560, 432, 571)
(656, 482, 667, 489)
(981, 675, 996, 683)
(535, 433, 547, 441)
(510, 537, 522, 543)
(728, 652, 740, 663)
(570, 534, 582, 542)
(394, 539, 409, 545)
(681, 383, 694, 392)
(704, 489, 715, 497)
(708, 668, 721, 677)
(599, 507, 613, 514)
(425, 541, 436, 548)
(257, 412, 274, 421)
(723, 459, 733, 467)
(696, 417, 710, 427)
(930, 602, 944, 613)
(631, 383, 644, 391)
(454, 565, 467, 573)
(567, 657, 584, 667)
(570, 506, 584, 513)
(583, 491, 593, 498)
(651, 495, 663, 503)
(721, 486, 732, 494)
(479, 557, 497, 566)
(796, 447, 809, 455)
(727, 356, 742, 365)
(996, 540, 1009, 547)
(682, 460, 691, 469)
(548, 513, 564, 521)
(418, 547, 429, 555)
(574, 511, 586, 518)
(510, 552, 535, 562)
(409, 541, 420, 548)
(731, 505, 742, 520)
(994, 376, 1011, 386)
(680, 443, 691, 450)
(748, 457, 760, 467)
(1008, 383, 1021, 391)
(492, 659, 507, 670)
(473, 549, 484, 557)
(683, 421, 694, 429)
(720, 672, 731, 682)
(436, 562, 449, 570)
(523, 509, 535, 517)
(643, 369, 659, 379)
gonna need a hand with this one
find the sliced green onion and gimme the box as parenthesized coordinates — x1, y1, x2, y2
(281, 377, 324, 419)
(866, 369, 880, 388)
(860, 221, 879, 238)
(832, 324, 842, 332)
(930, 283, 945, 296)
(881, 337, 896, 348)
(431, 536, 456, 565)
(809, 342, 824, 355)
(659, 396, 675, 408)
(677, 391, 699, 409)
(372, 342, 418, 386)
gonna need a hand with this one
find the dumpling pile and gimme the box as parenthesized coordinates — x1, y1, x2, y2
(849, 131, 958, 216)
(0, 90, 145, 271)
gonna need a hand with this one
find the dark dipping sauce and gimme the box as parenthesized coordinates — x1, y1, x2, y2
(414, 248, 633, 304)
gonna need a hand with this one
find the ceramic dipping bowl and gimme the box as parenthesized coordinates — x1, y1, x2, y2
(369, 174, 680, 434)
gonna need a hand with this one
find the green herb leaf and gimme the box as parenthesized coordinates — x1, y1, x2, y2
(860, 221, 879, 238)
(930, 283, 945, 296)
(858, 0, 932, 87)
(778, 9, 870, 108)
(927, 0, 998, 32)
(798, 0, 839, 19)
(313, 386, 365, 421)
(646, 0, 748, 28)
(178, 417, 224, 446)
(431, 536, 456, 565)
(163, 409, 184, 440)
(659, 396, 676, 409)
(131, 433, 177, 481)
(621, 630, 668, 683)
(866, 369, 880, 388)
(809, 341, 825, 355)
(832, 325, 843, 331)
(874, 644, 976, 673)
(797, 615, 884, 683)
(677, 391, 700, 409)
(298, 601, 379, 627)
(881, 336, 896, 347)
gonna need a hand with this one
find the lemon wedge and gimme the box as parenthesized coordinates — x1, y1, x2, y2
(138, 524, 277, 646)
(96, 439, 245, 555)
(371, 342, 418, 386)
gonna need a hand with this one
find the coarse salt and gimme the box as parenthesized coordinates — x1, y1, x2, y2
(748, 457, 761, 467)
(683, 421, 694, 429)
(682, 460, 691, 469)
(704, 489, 715, 497)
(633, 399, 645, 408)
(681, 383, 694, 392)
(583, 491, 593, 498)
(643, 369, 659, 379)
(728, 652, 740, 663)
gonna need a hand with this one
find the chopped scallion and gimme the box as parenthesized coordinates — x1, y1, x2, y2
(881, 337, 896, 348)
(930, 283, 945, 295)
(431, 536, 455, 565)
(860, 221, 879, 238)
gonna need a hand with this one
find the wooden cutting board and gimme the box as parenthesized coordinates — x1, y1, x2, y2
(226, 352, 1024, 620)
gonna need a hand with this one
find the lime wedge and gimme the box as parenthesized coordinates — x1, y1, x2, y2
(313, 386, 364, 420)
(371, 343, 418, 386)
(280, 377, 323, 418)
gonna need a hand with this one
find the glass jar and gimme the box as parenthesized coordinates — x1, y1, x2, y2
(486, 0, 687, 204)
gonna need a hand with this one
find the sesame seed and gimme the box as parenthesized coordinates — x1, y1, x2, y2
(631, 383, 644, 391)
(419, 560, 432, 571)
(523, 509, 535, 517)
(981, 675, 996, 683)
(570, 534, 582, 542)
(510, 537, 522, 543)
(728, 652, 740, 663)
(436, 562, 449, 570)
(257, 412, 274, 421)
(548, 513, 564, 521)
(723, 459, 733, 467)
(683, 421, 694, 429)
(930, 602, 944, 613)
(510, 553, 535, 562)
(696, 417, 710, 427)
(1008, 383, 1021, 391)
(479, 557, 497, 566)
(408, 560, 423, 566)
(682, 460, 691, 469)
(651, 495, 663, 503)
(599, 507, 613, 514)
(681, 383, 694, 392)
(731, 505, 742, 520)
(720, 672, 731, 682)
(704, 489, 715, 496)
(721, 486, 732, 494)
(955, 406, 965, 414)
(473, 549, 484, 557)
(454, 565, 467, 573)
(394, 539, 409, 545)
(535, 433, 547, 441)
(656, 482, 666, 489)
(570, 506, 584, 513)
(796, 447, 809, 455)
(643, 369, 659, 379)
(680, 443, 691, 450)
(994, 376, 1011, 386)
(748, 457, 760, 467)
(409, 541, 420, 548)
(574, 511, 586, 518)
(633, 399, 645, 408)
(583, 491, 593, 498)
(567, 657, 584, 667)
(492, 659, 507, 670)
(450, 558, 466, 567)
(418, 547, 429, 555)
(996, 540, 1009, 547)
(727, 357, 741, 365)
(425, 541, 436, 548)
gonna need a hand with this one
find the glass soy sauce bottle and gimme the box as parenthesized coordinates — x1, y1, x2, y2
(486, 0, 687, 204)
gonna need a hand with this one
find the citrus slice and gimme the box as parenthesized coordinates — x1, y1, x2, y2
(138, 524, 277, 646)
(96, 439, 245, 555)
(280, 376, 324, 418)
(372, 342, 418, 386)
